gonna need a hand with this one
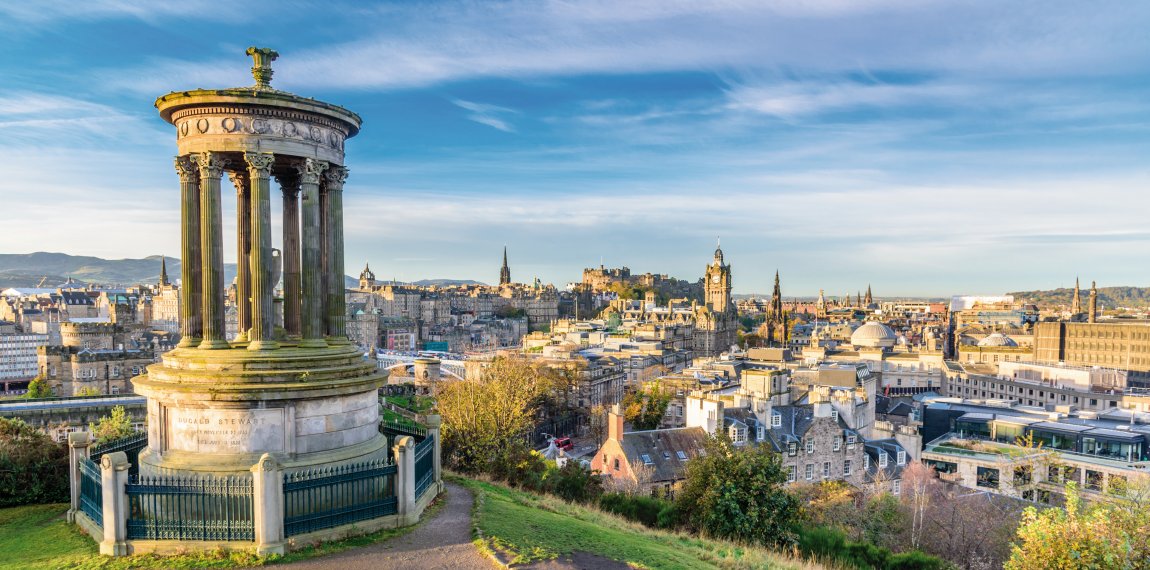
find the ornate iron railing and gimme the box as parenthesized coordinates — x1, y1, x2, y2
(91, 432, 148, 476)
(381, 419, 426, 440)
(414, 435, 435, 501)
(78, 457, 103, 528)
(283, 459, 398, 537)
(125, 475, 254, 541)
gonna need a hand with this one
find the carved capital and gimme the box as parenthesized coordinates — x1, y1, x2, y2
(174, 155, 198, 182)
(194, 152, 226, 179)
(298, 158, 329, 185)
(227, 170, 250, 194)
(243, 152, 275, 179)
(323, 165, 349, 191)
(274, 169, 301, 196)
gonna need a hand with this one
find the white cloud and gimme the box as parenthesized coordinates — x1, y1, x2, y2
(452, 99, 519, 132)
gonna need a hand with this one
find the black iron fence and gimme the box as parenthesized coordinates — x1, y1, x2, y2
(78, 457, 103, 528)
(125, 475, 254, 541)
(414, 436, 434, 500)
(283, 459, 399, 537)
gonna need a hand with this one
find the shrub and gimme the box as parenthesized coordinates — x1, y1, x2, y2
(0, 418, 68, 507)
(798, 525, 949, 570)
(599, 493, 671, 527)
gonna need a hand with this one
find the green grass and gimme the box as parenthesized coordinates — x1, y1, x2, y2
(387, 395, 436, 414)
(455, 476, 823, 570)
(0, 494, 445, 570)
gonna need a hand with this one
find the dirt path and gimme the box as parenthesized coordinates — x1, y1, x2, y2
(274, 481, 493, 570)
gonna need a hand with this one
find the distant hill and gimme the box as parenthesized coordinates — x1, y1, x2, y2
(1008, 286, 1150, 309)
(412, 279, 487, 287)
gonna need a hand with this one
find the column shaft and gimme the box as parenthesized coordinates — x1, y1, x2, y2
(229, 170, 252, 342)
(278, 174, 302, 338)
(298, 158, 328, 347)
(196, 152, 229, 349)
(174, 156, 202, 347)
(245, 152, 278, 350)
(323, 166, 349, 342)
(319, 187, 330, 334)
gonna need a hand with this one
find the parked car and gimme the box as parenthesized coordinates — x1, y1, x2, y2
(553, 436, 574, 451)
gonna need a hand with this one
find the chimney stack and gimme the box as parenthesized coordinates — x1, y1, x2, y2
(608, 403, 624, 443)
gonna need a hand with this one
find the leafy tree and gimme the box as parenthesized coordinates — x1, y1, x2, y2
(24, 375, 53, 399)
(676, 434, 800, 548)
(0, 418, 68, 506)
(1007, 480, 1150, 569)
(438, 356, 564, 474)
(89, 405, 136, 445)
(621, 384, 672, 431)
(75, 387, 101, 397)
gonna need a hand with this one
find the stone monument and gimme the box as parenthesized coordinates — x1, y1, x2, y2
(134, 47, 388, 476)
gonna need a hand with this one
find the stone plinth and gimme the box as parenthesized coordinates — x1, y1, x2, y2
(132, 342, 388, 475)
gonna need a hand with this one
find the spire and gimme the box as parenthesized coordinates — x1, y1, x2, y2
(713, 237, 724, 265)
(159, 255, 170, 286)
(1071, 276, 1082, 314)
(864, 284, 873, 306)
(770, 270, 783, 316)
(499, 246, 511, 286)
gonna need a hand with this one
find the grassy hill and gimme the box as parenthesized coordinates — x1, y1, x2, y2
(1008, 285, 1150, 310)
(458, 476, 821, 570)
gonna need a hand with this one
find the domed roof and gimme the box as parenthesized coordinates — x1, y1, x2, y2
(977, 333, 1018, 347)
(850, 321, 897, 348)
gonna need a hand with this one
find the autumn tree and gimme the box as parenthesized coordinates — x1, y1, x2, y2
(621, 383, 672, 431)
(89, 405, 136, 444)
(1007, 478, 1150, 569)
(437, 356, 565, 474)
(24, 375, 53, 399)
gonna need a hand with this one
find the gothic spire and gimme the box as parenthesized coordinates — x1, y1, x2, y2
(499, 246, 511, 286)
(159, 255, 170, 286)
(1071, 276, 1082, 314)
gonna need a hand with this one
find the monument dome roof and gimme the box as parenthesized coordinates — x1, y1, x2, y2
(977, 332, 1018, 347)
(850, 321, 897, 348)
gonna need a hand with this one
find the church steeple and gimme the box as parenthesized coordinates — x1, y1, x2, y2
(864, 284, 873, 306)
(1071, 277, 1082, 314)
(499, 246, 511, 286)
(159, 256, 170, 286)
(770, 270, 783, 316)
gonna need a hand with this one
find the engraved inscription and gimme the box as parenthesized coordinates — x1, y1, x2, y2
(166, 408, 285, 453)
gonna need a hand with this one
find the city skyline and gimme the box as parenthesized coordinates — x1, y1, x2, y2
(2, 1, 1149, 296)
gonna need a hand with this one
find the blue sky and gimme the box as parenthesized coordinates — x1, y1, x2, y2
(1, 1, 1148, 296)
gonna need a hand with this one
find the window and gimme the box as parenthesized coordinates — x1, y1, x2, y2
(771, 413, 782, 427)
(788, 442, 798, 456)
(897, 450, 906, 465)
(892, 480, 901, 496)
(879, 452, 888, 468)
(806, 440, 814, 454)
(833, 437, 842, 452)
(662, 451, 670, 460)
(613, 457, 619, 471)
(847, 434, 857, 445)
(641, 454, 653, 466)
(757, 426, 765, 441)
(864, 454, 870, 471)
(788, 465, 797, 482)
(831, 409, 839, 422)
(844, 460, 852, 476)
(823, 462, 830, 478)
(805, 464, 814, 480)
(676, 450, 687, 461)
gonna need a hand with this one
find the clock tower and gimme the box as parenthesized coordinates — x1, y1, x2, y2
(704, 241, 732, 314)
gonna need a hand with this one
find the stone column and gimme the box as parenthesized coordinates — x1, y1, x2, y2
(425, 414, 444, 494)
(250, 454, 285, 556)
(174, 156, 202, 347)
(245, 152, 278, 351)
(323, 166, 349, 342)
(393, 436, 417, 525)
(196, 151, 229, 349)
(66, 431, 91, 523)
(298, 158, 329, 348)
(228, 169, 252, 342)
(99, 451, 130, 556)
(277, 172, 302, 338)
(319, 183, 330, 335)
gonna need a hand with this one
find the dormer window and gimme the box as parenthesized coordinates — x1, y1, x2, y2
(831, 409, 839, 422)
(757, 426, 765, 441)
(771, 413, 782, 428)
(847, 434, 857, 445)
(676, 450, 687, 461)
(641, 454, 653, 465)
(879, 452, 889, 468)
(897, 450, 906, 466)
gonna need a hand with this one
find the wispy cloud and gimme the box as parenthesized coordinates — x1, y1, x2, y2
(452, 99, 519, 132)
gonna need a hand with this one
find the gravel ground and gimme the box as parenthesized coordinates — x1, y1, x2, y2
(273, 482, 494, 570)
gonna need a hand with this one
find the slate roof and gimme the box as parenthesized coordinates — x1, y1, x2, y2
(619, 426, 709, 483)
(864, 439, 910, 483)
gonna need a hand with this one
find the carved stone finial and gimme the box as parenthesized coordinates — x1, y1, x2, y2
(246, 46, 280, 89)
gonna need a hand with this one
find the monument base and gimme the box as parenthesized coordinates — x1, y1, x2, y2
(132, 341, 388, 477)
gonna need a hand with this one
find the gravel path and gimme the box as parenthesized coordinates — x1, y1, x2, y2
(274, 481, 493, 570)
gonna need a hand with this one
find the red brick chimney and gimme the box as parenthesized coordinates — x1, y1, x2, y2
(608, 403, 624, 443)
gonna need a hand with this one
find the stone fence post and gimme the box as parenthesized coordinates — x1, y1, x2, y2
(393, 436, 416, 525)
(250, 453, 285, 556)
(67, 432, 91, 523)
(99, 451, 130, 556)
(424, 415, 444, 494)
